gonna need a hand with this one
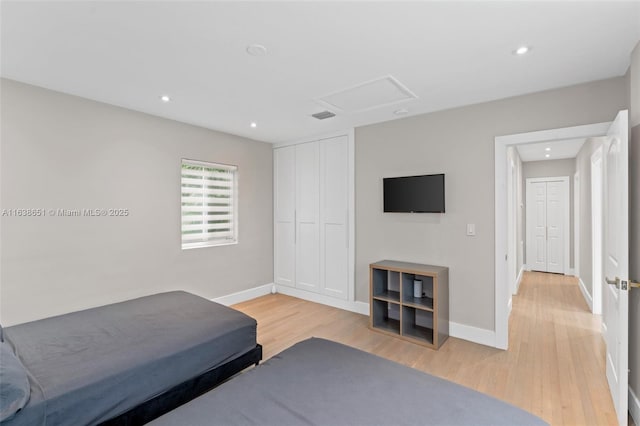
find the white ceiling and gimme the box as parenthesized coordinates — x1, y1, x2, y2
(2, 1, 639, 144)
(516, 138, 586, 162)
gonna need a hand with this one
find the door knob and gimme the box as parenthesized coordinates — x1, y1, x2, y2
(606, 277, 640, 291)
(605, 276, 620, 288)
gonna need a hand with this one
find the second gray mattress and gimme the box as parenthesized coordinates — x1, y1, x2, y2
(151, 337, 547, 426)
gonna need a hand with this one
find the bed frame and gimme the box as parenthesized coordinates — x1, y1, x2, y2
(100, 344, 262, 426)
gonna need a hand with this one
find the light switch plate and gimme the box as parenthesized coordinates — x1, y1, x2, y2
(467, 224, 476, 236)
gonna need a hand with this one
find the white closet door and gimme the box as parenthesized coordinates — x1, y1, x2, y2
(527, 181, 548, 272)
(295, 142, 320, 293)
(320, 136, 349, 299)
(546, 180, 564, 273)
(274, 146, 295, 287)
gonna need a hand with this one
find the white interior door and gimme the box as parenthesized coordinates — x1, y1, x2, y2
(527, 181, 548, 271)
(546, 181, 564, 274)
(320, 136, 349, 299)
(602, 110, 629, 426)
(526, 178, 567, 273)
(274, 146, 295, 287)
(295, 142, 320, 293)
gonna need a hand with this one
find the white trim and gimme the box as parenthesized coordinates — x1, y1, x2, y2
(567, 268, 575, 276)
(495, 121, 611, 351)
(494, 122, 610, 146)
(574, 172, 580, 280)
(629, 386, 640, 426)
(508, 297, 513, 316)
(515, 266, 525, 294)
(577, 277, 593, 312)
(275, 285, 369, 315)
(591, 145, 604, 316)
(274, 128, 356, 148)
(224, 283, 499, 348)
(449, 322, 496, 348)
(212, 283, 274, 306)
(347, 129, 356, 303)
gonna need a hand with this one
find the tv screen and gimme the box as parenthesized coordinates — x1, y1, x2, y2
(383, 174, 445, 213)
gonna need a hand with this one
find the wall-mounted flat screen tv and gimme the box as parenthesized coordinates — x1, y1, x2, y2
(383, 174, 445, 213)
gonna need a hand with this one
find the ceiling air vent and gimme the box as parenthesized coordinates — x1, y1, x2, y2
(311, 111, 336, 120)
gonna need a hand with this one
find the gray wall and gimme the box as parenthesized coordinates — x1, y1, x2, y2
(522, 158, 576, 269)
(629, 41, 640, 411)
(0, 79, 274, 325)
(574, 137, 605, 298)
(355, 76, 627, 331)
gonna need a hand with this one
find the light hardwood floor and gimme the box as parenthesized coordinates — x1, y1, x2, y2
(233, 271, 618, 426)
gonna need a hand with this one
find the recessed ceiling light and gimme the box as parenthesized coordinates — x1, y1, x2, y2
(514, 45, 530, 55)
(545, 154, 550, 158)
(250, 122, 257, 128)
(394, 108, 409, 115)
(545, 147, 551, 151)
(246, 44, 268, 57)
(160, 95, 171, 103)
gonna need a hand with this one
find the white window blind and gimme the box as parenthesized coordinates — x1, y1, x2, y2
(181, 159, 238, 249)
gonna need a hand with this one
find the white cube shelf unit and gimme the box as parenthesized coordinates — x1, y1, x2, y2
(369, 260, 449, 349)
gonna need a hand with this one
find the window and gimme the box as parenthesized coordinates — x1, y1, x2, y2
(181, 159, 237, 249)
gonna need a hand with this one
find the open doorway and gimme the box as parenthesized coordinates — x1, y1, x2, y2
(494, 121, 611, 349)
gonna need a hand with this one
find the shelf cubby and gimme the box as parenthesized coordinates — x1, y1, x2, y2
(371, 267, 400, 303)
(401, 273, 434, 311)
(372, 299, 401, 335)
(402, 306, 434, 345)
(369, 260, 449, 349)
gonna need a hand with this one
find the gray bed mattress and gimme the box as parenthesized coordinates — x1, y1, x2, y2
(3, 291, 257, 426)
(150, 338, 547, 426)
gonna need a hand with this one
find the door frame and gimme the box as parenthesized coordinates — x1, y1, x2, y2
(507, 156, 518, 295)
(574, 172, 580, 279)
(494, 121, 611, 349)
(525, 176, 570, 275)
(591, 146, 604, 315)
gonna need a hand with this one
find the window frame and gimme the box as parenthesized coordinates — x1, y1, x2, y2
(180, 158, 238, 250)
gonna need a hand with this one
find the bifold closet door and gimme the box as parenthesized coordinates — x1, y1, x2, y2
(545, 181, 564, 273)
(526, 179, 565, 274)
(274, 146, 295, 287)
(295, 142, 320, 293)
(320, 136, 349, 299)
(528, 181, 548, 272)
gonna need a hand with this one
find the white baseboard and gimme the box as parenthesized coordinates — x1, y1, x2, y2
(450, 322, 496, 348)
(515, 266, 525, 294)
(212, 283, 274, 306)
(213, 283, 497, 348)
(508, 296, 513, 316)
(577, 277, 593, 312)
(275, 284, 369, 316)
(630, 386, 640, 426)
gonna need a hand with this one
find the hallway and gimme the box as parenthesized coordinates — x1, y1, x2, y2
(508, 271, 616, 425)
